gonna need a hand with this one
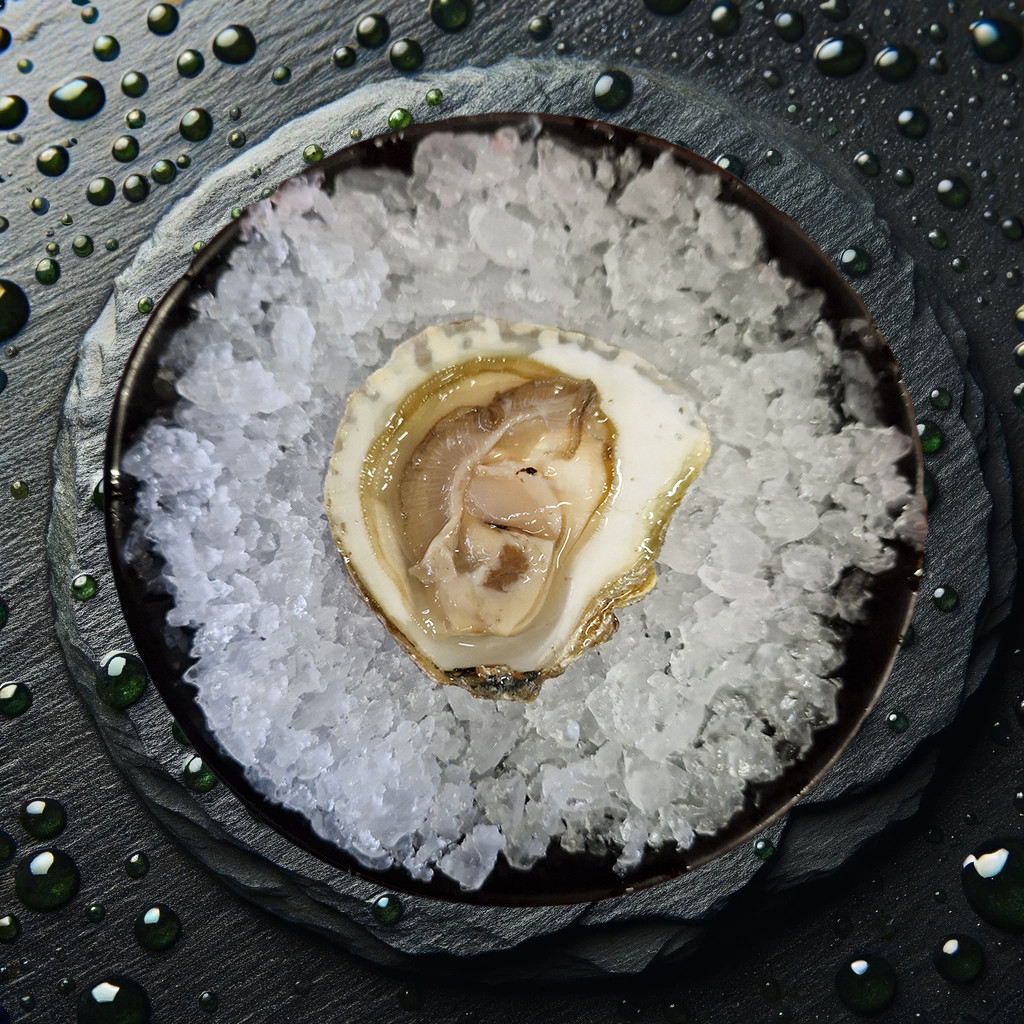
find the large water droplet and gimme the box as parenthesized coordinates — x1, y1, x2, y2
(14, 849, 80, 910)
(19, 799, 67, 841)
(429, 0, 472, 32)
(146, 3, 178, 35)
(0, 95, 29, 131)
(77, 976, 150, 1024)
(95, 652, 148, 710)
(709, 2, 741, 36)
(48, 77, 106, 120)
(355, 13, 390, 48)
(896, 107, 929, 138)
(179, 108, 213, 141)
(961, 837, 1024, 932)
(834, 955, 896, 1013)
(874, 44, 916, 83)
(969, 19, 1022, 64)
(133, 904, 181, 950)
(773, 12, 804, 42)
(0, 681, 32, 718)
(212, 24, 256, 64)
(0, 280, 30, 344)
(593, 69, 633, 111)
(814, 36, 866, 76)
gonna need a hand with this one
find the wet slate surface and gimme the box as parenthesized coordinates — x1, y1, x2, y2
(1, 0, 1023, 1018)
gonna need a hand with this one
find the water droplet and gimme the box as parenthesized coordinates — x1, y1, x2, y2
(917, 421, 942, 453)
(715, 154, 745, 179)
(936, 176, 970, 209)
(1000, 216, 1023, 241)
(0, 217, 8, 234)
(35, 258, 60, 285)
(133, 904, 181, 950)
(151, 160, 175, 184)
(430, 0, 472, 32)
(125, 109, 146, 129)
(886, 711, 910, 733)
(120, 71, 148, 97)
(14, 850, 80, 910)
(179, 108, 213, 142)
(86, 177, 116, 206)
(77, 976, 150, 1024)
(36, 145, 70, 177)
(927, 228, 948, 249)
(19, 799, 67, 841)
(49, 77, 106, 120)
(95, 652, 147, 711)
(71, 573, 98, 600)
(146, 4, 179, 35)
(302, 143, 324, 164)
(388, 108, 413, 130)
(0, 831, 14, 864)
(896, 108, 929, 138)
(111, 135, 139, 163)
(192, 240, 206, 253)
(834, 955, 896, 1013)
(753, 836, 774, 859)
(0, 95, 28, 131)
(932, 585, 958, 612)
(528, 14, 555, 39)
(709, 2, 741, 36)
(0, 914, 20, 943)
(854, 150, 880, 176)
(962, 838, 1024, 932)
(951, 256, 968, 274)
(29, 196, 49, 215)
(268, 65, 290, 85)
(929, 386, 952, 410)
(92, 35, 120, 61)
(764, 148, 782, 166)
(0, 682, 32, 718)
(933, 934, 984, 983)
(929, 22, 948, 42)
(80, 5, 99, 24)
(227, 106, 242, 120)
(814, 36, 866, 76)
(10, 480, 28, 499)
(85, 902, 105, 923)
(0, 28, 10, 54)
(228, 130, 246, 148)
(198, 991, 219, 1013)
(332, 45, 357, 68)
(840, 247, 872, 276)
(355, 13, 390, 48)
(874, 44, 916, 83)
(426, 88, 443, 107)
(123, 853, 151, 881)
(105, 237, 119, 251)
(389, 38, 424, 72)
(969, 19, 1022, 64)
(0, 280, 30, 344)
(593, 69, 633, 112)
(819, 0, 850, 21)
(774, 12, 804, 42)
(176, 49, 204, 78)
(212, 24, 257, 64)
(371, 894, 403, 925)
(183, 754, 217, 792)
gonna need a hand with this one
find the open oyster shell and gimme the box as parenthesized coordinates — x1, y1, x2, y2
(325, 318, 710, 700)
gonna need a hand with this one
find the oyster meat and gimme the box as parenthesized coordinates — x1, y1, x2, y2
(325, 319, 710, 700)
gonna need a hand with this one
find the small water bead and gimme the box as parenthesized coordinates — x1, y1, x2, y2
(951, 256, 969, 273)
(302, 143, 324, 164)
(1000, 217, 1024, 241)
(92, 35, 120, 61)
(213, 24, 257, 64)
(228, 130, 246, 148)
(356, 13, 390, 48)
(80, 5, 99, 23)
(112, 136, 139, 163)
(134, 904, 181, 950)
(917, 421, 942, 453)
(151, 160, 175, 184)
(593, 69, 633, 112)
(527, 14, 554, 39)
(192, 240, 206, 253)
(969, 19, 1022, 64)
(0, 280, 30, 344)
(819, 0, 850, 20)
(936, 176, 970, 209)
(179, 108, 213, 142)
(176, 49, 204, 78)
(58, 976, 76, 994)
(120, 72, 148, 98)
(773, 12, 804, 42)
(1014, 785, 1024, 813)
(14, 850, 80, 910)
(104, 238, 119, 251)
(929, 386, 952, 410)
(71, 573, 98, 600)
(927, 228, 949, 249)
(886, 711, 910, 733)
(962, 838, 1024, 932)
(715, 154, 745, 179)
(0, 831, 14, 864)
(137, 297, 153, 315)
(834, 955, 897, 1014)
(896, 108, 929, 138)
(874, 45, 916, 83)
(0, 218, 8, 234)
(183, 755, 217, 792)
(0, 95, 28, 131)
(199, 991, 219, 1013)
(125, 852, 149, 878)
(934, 935, 984, 983)
(77, 977, 150, 1024)
(332, 45, 357, 68)
(389, 38, 424, 72)
(840, 247, 872, 276)
(10, 479, 29, 499)
(0, 914, 20, 943)
(928, 22, 948, 42)
(268, 65, 291, 85)
(30, 197, 49, 215)
(387, 108, 413, 130)
(0, 682, 32, 718)
(709, 2, 741, 36)
(764, 148, 782, 166)
(854, 150, 880, 176)
(933, 887, 947, 903)
(85, 903, 105, 923)
(230, 206, 243, 219)
(753, 836, 774, 860)
(814, 37, 867, 76)
(893, 167, 914, 188)
(933, 585, 958, 612)
(36, 145, 70, 177)
(125, 109, 145, 129)
(228, 106, 242, 120)
(96, 652, 147, 711)
(35, 259, 60, 285)
(45, 242, 60, 257)
(176, 154, 191, 169)
(430, 0, 472, 32)
(146, 3, 179, 35)
(371, 894, 403, 925)
(19, 799, 67, 841)
(425, 88, 443, 107)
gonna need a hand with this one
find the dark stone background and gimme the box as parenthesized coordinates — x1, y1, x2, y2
(1, 0, 1022, 1020)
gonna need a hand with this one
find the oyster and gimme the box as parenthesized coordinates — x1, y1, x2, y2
(325, 319, 710, 700)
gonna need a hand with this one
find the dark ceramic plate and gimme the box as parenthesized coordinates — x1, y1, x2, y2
(105, 112, 925, 907)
